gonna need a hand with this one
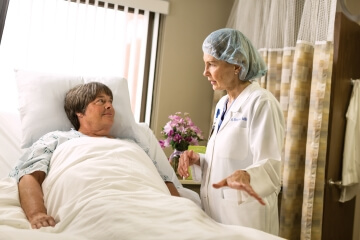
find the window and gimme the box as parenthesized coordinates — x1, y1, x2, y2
(0, 0, 10, 44)
(0, 0, 168, 123)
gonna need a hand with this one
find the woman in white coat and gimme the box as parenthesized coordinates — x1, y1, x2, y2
(178, 28, 285, 235)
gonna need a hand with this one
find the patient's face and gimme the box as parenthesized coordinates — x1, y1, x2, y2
(77, 93, 115, 137)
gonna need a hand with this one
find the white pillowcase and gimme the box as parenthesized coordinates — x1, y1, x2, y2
(16, 69, 144, 149)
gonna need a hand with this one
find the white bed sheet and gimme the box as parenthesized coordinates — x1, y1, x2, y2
(0, 112, 284, 239)
(0, 137, 284, 240)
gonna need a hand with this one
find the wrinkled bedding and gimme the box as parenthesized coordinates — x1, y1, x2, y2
(0, 137, 283, 240)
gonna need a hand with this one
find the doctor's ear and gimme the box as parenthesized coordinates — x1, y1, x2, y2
(234, 66, 241, 75)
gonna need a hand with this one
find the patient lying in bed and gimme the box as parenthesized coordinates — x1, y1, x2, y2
(9, 82, 180, 229)
(1, 73, 285, 240)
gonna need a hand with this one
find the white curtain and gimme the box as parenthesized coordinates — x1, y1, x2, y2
(0, 0, 168, 122)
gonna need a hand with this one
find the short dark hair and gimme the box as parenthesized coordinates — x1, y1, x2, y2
(64, 82, 113, 130)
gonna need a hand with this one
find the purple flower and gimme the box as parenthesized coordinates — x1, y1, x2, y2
(159, 112, 204, 150)
(159, 140, 165, 148)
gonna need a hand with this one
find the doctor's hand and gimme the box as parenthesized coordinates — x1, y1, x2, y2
(177, 150, 200, 178)
(213, 170, 265, 205)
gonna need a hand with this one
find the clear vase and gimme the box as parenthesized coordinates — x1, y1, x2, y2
(169, 149, 183, 176)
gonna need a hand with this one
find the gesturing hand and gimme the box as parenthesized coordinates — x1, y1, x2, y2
(213, 170, 265, 205)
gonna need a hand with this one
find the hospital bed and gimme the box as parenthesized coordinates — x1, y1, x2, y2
(0, 70, 284, 240)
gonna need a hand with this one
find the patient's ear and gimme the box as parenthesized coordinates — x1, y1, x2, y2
(77, 113, 83, 118)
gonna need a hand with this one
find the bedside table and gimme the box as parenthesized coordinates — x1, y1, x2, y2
(179, 179, 200, 195)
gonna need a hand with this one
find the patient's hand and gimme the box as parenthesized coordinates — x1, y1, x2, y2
(29, 212, 56, 229)
(18, 172, 56, 229)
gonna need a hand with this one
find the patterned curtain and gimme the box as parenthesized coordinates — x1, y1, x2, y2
(225, 1, 337, 239)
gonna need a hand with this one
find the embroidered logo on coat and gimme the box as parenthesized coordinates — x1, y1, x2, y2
(230, 117, 247, 122)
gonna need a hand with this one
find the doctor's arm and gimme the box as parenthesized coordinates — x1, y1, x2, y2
(18, 171, 56, 229)
(242, 99, 284, 197)
(213, 98, 284, 203)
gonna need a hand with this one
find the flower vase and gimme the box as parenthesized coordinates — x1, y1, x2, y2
(169, 149, 183, 176)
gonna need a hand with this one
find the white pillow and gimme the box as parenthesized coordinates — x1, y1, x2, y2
(16, 69, 144, 149)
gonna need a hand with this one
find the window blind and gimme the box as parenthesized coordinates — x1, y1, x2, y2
(0, 0, 167, 122)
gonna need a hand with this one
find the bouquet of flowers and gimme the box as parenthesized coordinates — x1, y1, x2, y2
(159, 112, 204, 151)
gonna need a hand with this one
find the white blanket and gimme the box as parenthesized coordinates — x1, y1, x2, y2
(0, 137, 284, 240)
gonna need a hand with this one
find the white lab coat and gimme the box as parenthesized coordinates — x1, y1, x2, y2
(193, 81, 284, 235)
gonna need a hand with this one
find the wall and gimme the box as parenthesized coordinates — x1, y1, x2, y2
(339, 0, 360, 25)
(151, 0, 234, 157)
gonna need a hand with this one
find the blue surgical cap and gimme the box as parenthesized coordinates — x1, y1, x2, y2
(202, 28, 267, 81)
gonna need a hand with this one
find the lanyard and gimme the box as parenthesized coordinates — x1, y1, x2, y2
(217, 98, 229, 132)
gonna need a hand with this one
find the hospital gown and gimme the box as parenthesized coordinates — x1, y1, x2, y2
(9, 129, 171, 182)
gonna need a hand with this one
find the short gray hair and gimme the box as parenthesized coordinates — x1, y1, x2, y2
(64, 82, 113, 130)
